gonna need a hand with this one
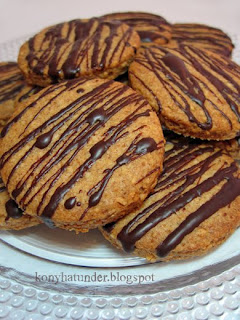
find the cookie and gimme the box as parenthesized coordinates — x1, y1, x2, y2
(18, 18, 140, 87)
(129, 44, 240, 140)
(0, 177, 40, 230)
(0, 62, 25, 126)
(15, 84, 43, 105)
(213, 137, 240, 161)
(163, 128, 240, 161)
(102, 11, 172, 44)
(101, 141, 240, 262)
(166, 23, 234, 57)
(0, 77, 164, 233)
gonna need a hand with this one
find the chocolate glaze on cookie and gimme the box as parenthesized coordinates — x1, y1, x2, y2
(103, 140, 240, 261)
(0, 62, 26, 127)
(129, 45, 240, 139)
(0, 62, 25, 104)
(168, 23, 234, 57)
(102, 12, 172, 44)
(18, 18, 141, 86)
(1, 77, 164, 232)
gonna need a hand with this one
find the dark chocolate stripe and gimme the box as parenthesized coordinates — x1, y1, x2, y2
(117, 144, 240, 256)
(5, 199, 23, 220)
(1, 78, 157, 221)
(156, 162, 240, 257)
(117, 147, 221, 252)
(26, 18, 137, 82)
(133, 45, 240, 130)
(102, 12, 170, 43)
(172, 23, 233, 56)
(0, 178, 5, 193)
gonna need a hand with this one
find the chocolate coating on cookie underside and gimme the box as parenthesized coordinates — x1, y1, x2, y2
(102, 12, 172, 44)
(1, 78, 163, 228)
(19, 18, 140, 86)
(0, 62, 25, 104)
(129, 45, 240, 139)
(104, 143, 240, 259)
(171, 23, 234, 57)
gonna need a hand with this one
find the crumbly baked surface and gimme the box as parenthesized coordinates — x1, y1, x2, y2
(18, 18, 141, 87)
(0, 77, 164, 232)
(101, 140, 240, 262)
(102, 11, 172, 44)
(163, 129, 240, 161)
(129, 44, 240, 140)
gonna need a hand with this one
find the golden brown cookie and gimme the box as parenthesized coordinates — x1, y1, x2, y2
(102, 11, 172, 44)
(129, 44, 240, 140)
(163, 128, 240, 161)
(0, 177, 40, 230)
(0, 77, 164, 233)
(0, 62, 25, 127)
(18, 18, 141, 87)
(101, 141, 240, 262)
(166, 23, 234, 57)
(15, 84, 43, 106)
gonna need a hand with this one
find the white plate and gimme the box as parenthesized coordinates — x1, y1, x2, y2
(0, 226, 147, 267)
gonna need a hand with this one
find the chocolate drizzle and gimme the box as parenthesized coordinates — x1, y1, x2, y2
(172, 23, 234, 57)
(114, 142, 240, 257)
(0, 62, 25, 103)
(0, 78, 159, 222)
(102, 12, 171, 44)
(0, 178, 5, 193)
(24, 18, 138, 83)
(131, 45, 240, 133)
(64, 197, 76, 209)
(5, 199, 23, 220)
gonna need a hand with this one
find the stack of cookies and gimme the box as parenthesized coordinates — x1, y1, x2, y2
(0, 12, 239, 262)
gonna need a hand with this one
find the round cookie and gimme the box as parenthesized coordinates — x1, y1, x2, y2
(0, 77, 164, 232)
(166, 23, 234, 57)
(101, 141, 240, 262)
(0, 62, 25, 127)
(129, 44, 240, 140)
(18, 18, 141, 87)
(102, 11, 172, 44)
(0, 177, 40, 230)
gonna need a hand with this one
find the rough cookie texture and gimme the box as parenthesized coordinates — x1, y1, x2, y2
(0, 177, 40, 230)
(0, 62, 25, 127)
(102, 11, 172, 44)
(163, 129, 240, 161)
(166, 23, 234, 57)
(0, 77, 164, 232)
(101, 140, 240, 262)
(15, 84, 43, 106)
(18, 18, 141, 87)
(129, 44, 240, 140)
